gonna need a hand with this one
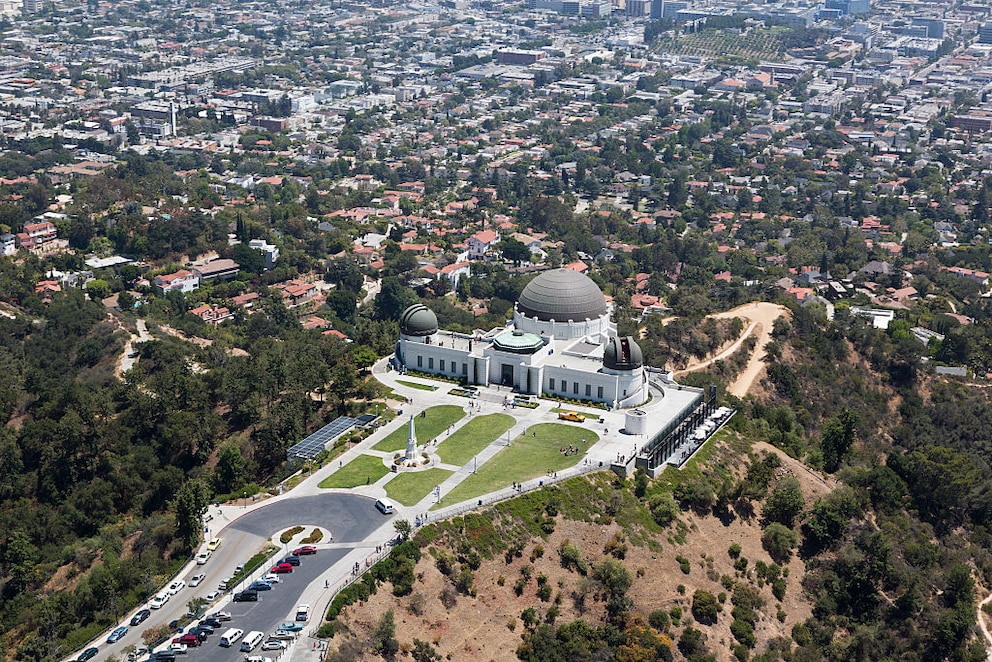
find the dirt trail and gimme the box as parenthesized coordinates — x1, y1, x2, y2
(979, 589, 992, 661)
(681, 302, 790, 398)
(676, 320, 759, 375)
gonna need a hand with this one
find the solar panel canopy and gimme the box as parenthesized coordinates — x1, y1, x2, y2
(287, 416, 360, 461)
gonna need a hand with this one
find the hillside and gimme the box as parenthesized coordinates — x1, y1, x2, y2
(323, 437, 832, 661)
(320, 305, 992, 662)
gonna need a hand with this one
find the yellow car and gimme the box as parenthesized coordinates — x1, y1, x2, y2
(206, 537, 222, 551)
(558, 411, 585, 422)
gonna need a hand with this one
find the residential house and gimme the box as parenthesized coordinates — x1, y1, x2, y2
(0, 233, 14, 256)
(17, 221, 66, 256)
(191, 259, 240, 282)
(190, 304, 232, 325)
(155, 269, 199, 293)
(947, 266, 990, 287)
(467, 230, 500, 259)
(271, 279, 320, 307)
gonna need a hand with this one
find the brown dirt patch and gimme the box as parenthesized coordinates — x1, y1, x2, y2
(331, 459, 828, 660)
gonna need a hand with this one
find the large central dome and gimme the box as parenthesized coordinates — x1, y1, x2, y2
(517, 269, 608, 322)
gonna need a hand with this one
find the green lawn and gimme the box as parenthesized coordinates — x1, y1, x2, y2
(385, 468, 453, 506)
(318, 454, 389, 489)
(436, 413, 515, 466)
(396, 379, 438, 391)
(373, 405, 466, 452)
(431, 423, 598, 509)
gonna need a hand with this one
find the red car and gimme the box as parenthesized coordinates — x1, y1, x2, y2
(293, 545, 317, 556)
(270, 562, 294, 574)
(179, 634, 201, 647)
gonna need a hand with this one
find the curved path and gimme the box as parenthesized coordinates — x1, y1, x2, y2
(979, 589, 992, 661)
(679, 302, 789, 398)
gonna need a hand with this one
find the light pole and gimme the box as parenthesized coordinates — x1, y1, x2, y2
(243, 491, 247, 509)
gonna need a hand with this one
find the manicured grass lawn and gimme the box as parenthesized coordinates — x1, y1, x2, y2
(431, 423, 598, 509)
(373, 405, 466, 452)
(318, 454, 389, 489)
(385, 468, 453, 506)
(436, 413, 515, 466)
(396, 379, 438, 391)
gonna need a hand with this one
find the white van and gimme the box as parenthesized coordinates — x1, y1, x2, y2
(375, 498, 394, 514)
(219, 628, 244, 647)
(240, 630, 265, 652)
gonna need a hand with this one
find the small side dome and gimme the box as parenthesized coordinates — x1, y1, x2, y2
(492, 329, 544, 354)
(603, 336, 643, 371)
(399, 304, 437, 337)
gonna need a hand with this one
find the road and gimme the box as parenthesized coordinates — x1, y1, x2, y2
(69, 493, 390, 662)
(118, 319, 150, 375)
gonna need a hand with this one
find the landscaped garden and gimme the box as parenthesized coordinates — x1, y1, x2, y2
(436, 413, 514, 466)
(431, 423, 598, 509)
(318, 454, 390, 489)
(373, 405, 466, 452)
(384, 468, 454, 506)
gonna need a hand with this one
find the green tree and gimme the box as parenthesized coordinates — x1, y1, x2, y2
(691, 589, 721, 624)
(214, 442, 246, 494)
(374, 278, 419, 320)
(821, 409, 858, 473)
(173, 479, 211, 552)
(762, 523, 798, 562)
(371, 609, 399, 657)
(763, 477, 805, 527)
(394, 519, 412, 541)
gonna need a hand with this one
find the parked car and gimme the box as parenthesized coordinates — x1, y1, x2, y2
(178, 633, 200, 647)
(277, 621, 304, 632)
(261, 639, 287, 651)
(269, 562, 293, 574)
(260, 573, 282, 584)
(204, 590, 221, 602)
(189, 573, 206, 587)
(107, 625, 128, 643)
(166, 579, 185, 595)
(206, 537, 222, 551)
(195, 551, 211, 565)
(201, 617, 223, 628)
(125, 646, 148, 661)
(188, 625, 212, 638)
(280, 555, 301, 566)
(270, 630, 296, 640)
(76, 647, 99, 661)
(293, 545, 317, 555)
(248, 581, 273, 591)
(210, 611, 232, 621)
(168, 642, 188, 655)
(130, 609, 151, 626)
(149, 650, 177, 661)
(233, 590, 258, 602)
(149, 593, 169, 609)
(245, 656, 272, 662)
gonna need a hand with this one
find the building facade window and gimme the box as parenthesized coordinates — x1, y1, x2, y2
(428, 357, 434, 369)
(585, 384, 591, 397)
(462, 363, 468, 375)
(417, 356, 422, 368)
(549, 378, 555, 391)
(597, 386, 604, 399)
(440, 359, 446, 372)
(573, 382, 579, 395)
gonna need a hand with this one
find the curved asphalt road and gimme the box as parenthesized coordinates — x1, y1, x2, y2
(227, 493, 388, 541)
(71, 493, 392, 662)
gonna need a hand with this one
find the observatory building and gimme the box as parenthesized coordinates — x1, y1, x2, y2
(393, 269, 654, 408)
